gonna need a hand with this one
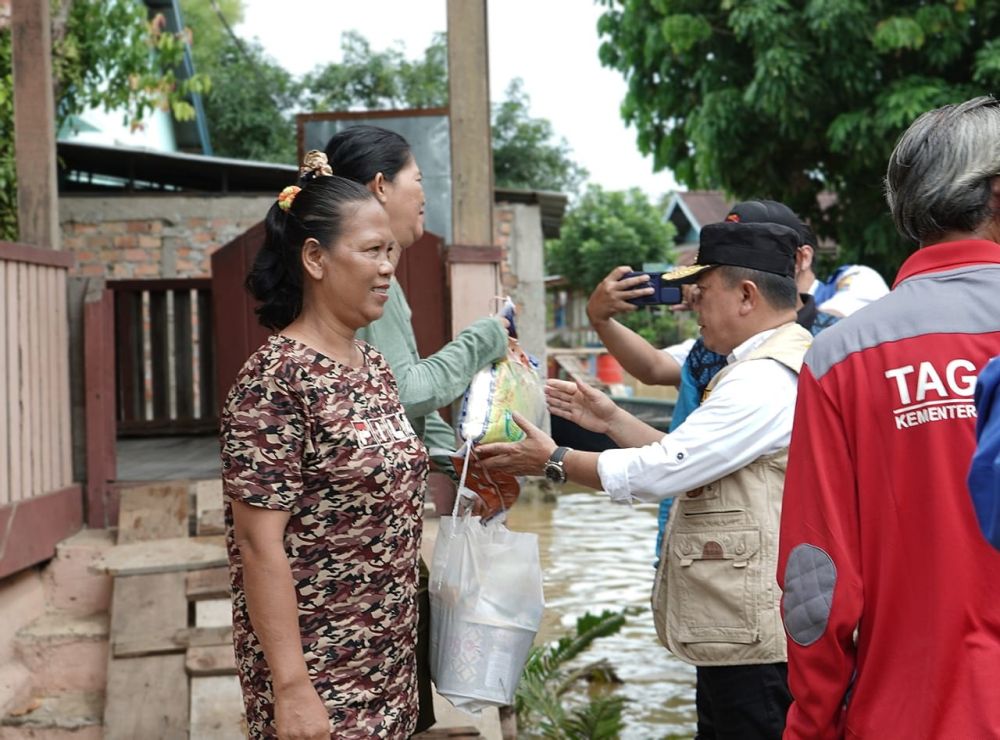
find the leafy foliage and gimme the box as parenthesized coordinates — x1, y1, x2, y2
(1, 0, 210, 239)
(515, 610, 628, 739)
(547, 185, 676, 292)
(194, 23, 586, 192)
(493, 79, 589, 194)
(597, 0, 1000, 278)
(302, 31, 449, 112)
(196, 38, 299, 163)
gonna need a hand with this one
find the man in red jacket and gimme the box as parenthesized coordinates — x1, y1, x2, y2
(778, 96, 1000, 738)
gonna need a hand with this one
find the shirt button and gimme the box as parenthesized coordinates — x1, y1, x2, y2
(676, 452, 684, 460)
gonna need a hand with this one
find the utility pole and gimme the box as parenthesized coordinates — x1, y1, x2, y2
(446, 0, 499, 334)
(11, 0, 60, 248)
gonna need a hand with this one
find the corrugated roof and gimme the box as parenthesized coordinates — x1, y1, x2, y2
(56, 140, 568, 237)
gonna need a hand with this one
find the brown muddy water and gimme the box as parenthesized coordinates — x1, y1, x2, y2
(505, 488, 697, 739)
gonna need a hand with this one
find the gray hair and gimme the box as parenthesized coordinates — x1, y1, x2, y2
(886, 96, 1000, 244)
(717, 265, 798, 311)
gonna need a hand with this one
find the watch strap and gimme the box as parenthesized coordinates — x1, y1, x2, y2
(548, 446, 570, 465)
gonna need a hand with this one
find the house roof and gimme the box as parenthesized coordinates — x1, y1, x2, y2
(665, 190, 732, 237)
(56, 140, 568, 237)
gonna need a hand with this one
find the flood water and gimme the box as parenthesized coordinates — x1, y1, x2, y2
(505, 488, 697, 739)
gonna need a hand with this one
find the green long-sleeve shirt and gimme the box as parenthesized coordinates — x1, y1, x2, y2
(356, 278, 508, 455)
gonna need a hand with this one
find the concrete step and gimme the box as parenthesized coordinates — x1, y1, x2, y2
(0, 691, 102, 740)
(0, 663, 33, 721)
(0, 569, 47, 718)
(42, 530, 113, 617)
(15, 613, 109, 695)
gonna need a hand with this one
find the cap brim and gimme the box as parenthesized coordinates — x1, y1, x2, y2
(660, 263, 714, 284)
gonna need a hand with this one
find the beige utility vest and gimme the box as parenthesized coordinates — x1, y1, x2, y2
(652, 322, 812, 666)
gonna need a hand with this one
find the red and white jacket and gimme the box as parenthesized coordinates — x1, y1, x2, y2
(778, 240, 1000, 739)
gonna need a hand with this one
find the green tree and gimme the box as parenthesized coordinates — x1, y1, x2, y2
(547, 184, 675, 292)
(1, 0, 209, 240)
(194, 24, 587, 192)
(195, 38, 299, 163)
(302, 30, 449, 112)
(492, 79, 588, 194)
(179, 0, 244, 69)
(597, 0, 1000, 278)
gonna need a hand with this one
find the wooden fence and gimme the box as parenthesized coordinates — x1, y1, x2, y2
(109, 279, 217, 436)
(0, 241, 81, 579)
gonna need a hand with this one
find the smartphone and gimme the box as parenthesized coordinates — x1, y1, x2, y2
(623, 271, 683, 306)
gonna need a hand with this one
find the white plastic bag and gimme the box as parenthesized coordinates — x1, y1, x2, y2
(428, 504, 545, 713)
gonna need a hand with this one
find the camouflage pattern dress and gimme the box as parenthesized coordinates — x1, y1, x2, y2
(221, 335, 428, 739)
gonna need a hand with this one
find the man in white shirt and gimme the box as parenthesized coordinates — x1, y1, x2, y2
(478, 219, 813, 739)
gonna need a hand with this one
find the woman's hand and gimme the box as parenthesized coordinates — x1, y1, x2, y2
(546, 378, 619, 434)
(275, 680, 329, 740)
(477, 412, 557, 476)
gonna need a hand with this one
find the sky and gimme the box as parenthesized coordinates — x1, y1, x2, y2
(235, 0, 680, 201)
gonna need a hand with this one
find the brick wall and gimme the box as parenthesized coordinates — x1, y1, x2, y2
(59, 195, 274, 280)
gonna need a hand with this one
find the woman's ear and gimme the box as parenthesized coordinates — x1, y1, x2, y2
(300, 238, 325, 281)
(369, 172, 388, 204)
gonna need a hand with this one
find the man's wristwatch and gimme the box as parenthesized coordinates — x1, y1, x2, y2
(543, 446, 571, 484)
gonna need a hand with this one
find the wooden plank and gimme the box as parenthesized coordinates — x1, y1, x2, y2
(210, 222, 267, 421)
(189, 675, 246, 740)
(198, 508, 225, 536)
(195, 598, 232, 628)
(56, 270, 72, 487)
(114, 625, 232, 659)
(104, 652, 188, 740)
(29, 264, 43, 495)
(6, 263, 21, 501)
(93, 535, 227, 576)
(109, 277, 211, 292)
(105, 571, 190, 738)
(109, 571, 187, 654)
(0, 485, 83, 580)
(149, 289, 169, 421)
(115, 289, 143, 423)
(195, 479, 223, 536)
(186, 645, 236, 677)
(0, 262, 7, 506)
(198, 285, 219, 419)
(19, 263, 34, 498)
(84, 288, 116, 528)
(187, 567, 230, 601)
(11, 0, 60, 249)
(40, 266, 54, 493)
(173, 288, 194, 419)
(0, 241, 74, 268)
(116, 483, 191, 545)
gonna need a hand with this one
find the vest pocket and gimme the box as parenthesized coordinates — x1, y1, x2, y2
(670, 527, 761, 645)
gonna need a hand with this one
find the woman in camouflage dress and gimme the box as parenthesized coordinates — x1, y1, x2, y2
(221, 152, 429, 739)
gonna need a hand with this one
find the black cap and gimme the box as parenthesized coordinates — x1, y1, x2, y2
(726, 199, 816, 248)
(660, 221, 799, 284)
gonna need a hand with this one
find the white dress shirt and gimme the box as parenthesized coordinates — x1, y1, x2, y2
(597, 328, 799, 503)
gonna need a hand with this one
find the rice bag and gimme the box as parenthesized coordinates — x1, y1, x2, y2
(457, 342, 546, 445)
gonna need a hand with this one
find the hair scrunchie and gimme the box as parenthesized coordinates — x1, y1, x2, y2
(300, 150, 334, 181)
(277, 185, 301, 212)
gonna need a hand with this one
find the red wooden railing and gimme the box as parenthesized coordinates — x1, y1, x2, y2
(0, 241, 82, 578)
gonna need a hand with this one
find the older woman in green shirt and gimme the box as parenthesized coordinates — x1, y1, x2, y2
(324, 125, 508, 734)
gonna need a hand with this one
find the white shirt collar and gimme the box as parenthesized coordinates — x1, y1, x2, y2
(727, 327, 780, 365)
(807, 278, 820, 296)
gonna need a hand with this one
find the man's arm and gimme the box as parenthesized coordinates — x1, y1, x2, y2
(587, 267, 683, 386)
(778, 365, 863, 739)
